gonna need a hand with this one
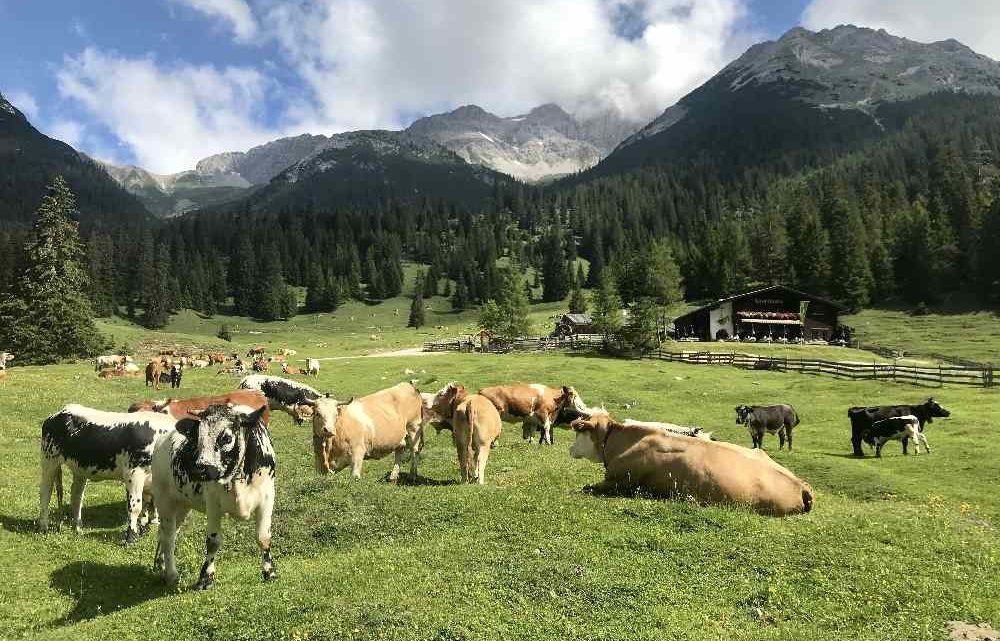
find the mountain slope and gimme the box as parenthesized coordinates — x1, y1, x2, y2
(0, 92, 150, 225)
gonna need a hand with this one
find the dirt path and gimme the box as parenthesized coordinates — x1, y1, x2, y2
(316, 347, 445, 361)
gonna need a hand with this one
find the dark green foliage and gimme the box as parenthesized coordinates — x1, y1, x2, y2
(478, 263, 531, 339)
(0, 177, 108, 363)
(590, 276, 623, 338)
(568, 286, 588, 315)
(616, 240, 684, 305)
(216, 324, 233, 342)
(620, 298, 660, 353)
(540, 227, 570, 302)
(409, 272, 426, 328)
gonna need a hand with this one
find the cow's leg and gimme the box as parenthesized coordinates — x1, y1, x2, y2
(123, 470, 146, 546)
(541, 416, 554, 445)
(851, 425, 865, 457)
(141, 489, 158, 529)
(38, 458, 59, 532)
(920, 433, 930, 454)
(389, 448, 402, 482)
(475, 443, 491, 485)
(156, 505, 189, 586)
(786, 427, 793, 451)
(455, 437, 469, 483)
(256, 495, 276, 582)
(901, 436, 909, 455)
(408, 426, 423, 480)
(778, 428, 786, 450)
(69, 474, 87, 533)
(875, 441, 883, 458)
(195, 504, 222, 590)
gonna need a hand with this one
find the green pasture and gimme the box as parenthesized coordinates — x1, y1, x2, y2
(0, 345, 997, 640)
(845, 309, 1000, 364)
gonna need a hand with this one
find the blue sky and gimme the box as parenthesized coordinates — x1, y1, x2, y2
(1, 0, 995, 173)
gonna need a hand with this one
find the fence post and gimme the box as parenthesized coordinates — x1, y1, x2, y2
(939, 363, 943, 388)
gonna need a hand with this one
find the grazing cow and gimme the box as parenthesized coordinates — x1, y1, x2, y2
(281, 363, 303, 375)
(569, 414, 814, 516)
(735, 404, 800, 450)
(428, 383, 502, 484)
(152, 404, 276, 589)
(129, 390, 270, 425)
(239, 375, 324, 425)
(38, 405, 178, 543)
(99, 368, 138, 380)
(145, 361, 162, 390)
(95, 355, 132, 371)
(847, 398, 951, 456)
(862, 415, 928, 457)
(247, 346, 266, 358)
(207, 352, 226, 365)
(477, 383, 589, 445)
(307, 358, 321, 376)
(309, 382, 424, 481)
(253, 358, 269, 373)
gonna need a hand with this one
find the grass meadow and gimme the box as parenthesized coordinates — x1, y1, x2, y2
(1, 325, 998, 639)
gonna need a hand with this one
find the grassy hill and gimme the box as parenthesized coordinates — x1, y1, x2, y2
(845, 309, 1000, 364)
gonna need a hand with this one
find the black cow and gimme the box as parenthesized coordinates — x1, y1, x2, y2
(864, 415, 927, 457)
(735, 404, 800, 450)
(238, 374, 326, 425)
(152, 404, 276, 589)
(39, 404, 177, 544)
(848, 398, 951, 457)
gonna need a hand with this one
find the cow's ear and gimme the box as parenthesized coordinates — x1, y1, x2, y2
(563, 385, 573, 395)
(570, 418, 593, 433)
(175, 418, 199, 439)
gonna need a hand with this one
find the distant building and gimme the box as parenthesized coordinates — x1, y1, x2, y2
(672, 285, 846, 342)
(554, 313, 594, 336)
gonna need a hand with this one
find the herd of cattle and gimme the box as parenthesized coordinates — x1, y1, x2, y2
(34, 362, 953, 590)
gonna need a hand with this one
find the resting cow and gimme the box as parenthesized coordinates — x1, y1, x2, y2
(848, 398, 950, 456)
(38, 405, 177, 544)
(622, 417, 713, 441)
(309, 382, 424, 481)
(864, 415, 928, 457)
(153, 404, 276, 589)
(477, 383, 588, 445)
(569, 414, 814, 516)
(428, 382, 502, 484)
(735, 404, 800, 450)
(239, 374, 324, 424)
(129, 390, 270, 424)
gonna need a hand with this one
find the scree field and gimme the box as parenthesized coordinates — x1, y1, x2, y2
(1, 317, 998, 640)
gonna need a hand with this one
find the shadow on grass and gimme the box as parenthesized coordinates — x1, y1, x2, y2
(0, 501, 124, 535)
(48, 561, 169, 625)
(388, 473, 460, 487)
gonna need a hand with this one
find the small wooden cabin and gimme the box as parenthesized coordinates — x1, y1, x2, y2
(554, 313, 594, 336)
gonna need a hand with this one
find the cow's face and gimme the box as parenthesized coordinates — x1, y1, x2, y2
(308, 397, 349, 437)
(430, 383, 465, 421)
(923, 398, 951, 422)
(735, 405, 752, 425)
(179, 404, 265, 482)
(569, 416, 606, 463)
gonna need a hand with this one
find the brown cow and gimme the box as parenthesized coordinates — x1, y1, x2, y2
(428, 383, 502, 484)
(268, 354, 287, 364)
(568, 414, 814, 517)
(99, 368, 138, 380)
(281, 363, 304, 375)
(478, 383, 588, 445)
(207, 352, 227, 365)
(145, 361, 162, 390)
(308, 382, 425, 481)
(247, 346, 266, 358)
(253, 358, 269, 373)
(128, 389, 270, 424)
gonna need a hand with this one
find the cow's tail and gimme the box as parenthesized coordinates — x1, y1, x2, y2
(791, 407, 801, 428)
(55, 466, 64, 514)
(801, 487, 814, 514)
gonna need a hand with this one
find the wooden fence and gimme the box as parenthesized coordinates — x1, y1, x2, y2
(422, 337, 996, 388)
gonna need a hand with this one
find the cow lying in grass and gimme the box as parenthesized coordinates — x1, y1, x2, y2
(427, 382, 502, 484)
(39, 405, 177, 543)
(153, 404, 276, 589)
(569, 414, 814, 516)
(864, 415, 929, 457)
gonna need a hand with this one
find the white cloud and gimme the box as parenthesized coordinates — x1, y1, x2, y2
(802, 0, 1000, 60)
(56, 48, 279, 173)
(47, 119, 85, 148)
(7, 90, 38, 120)
(176, 0, 258, 42)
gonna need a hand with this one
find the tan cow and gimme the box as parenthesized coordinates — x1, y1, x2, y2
(207, 352, 227, 365)
(428, 383, 502, 484)
(128, 389, 270, 424)
(478, 383, 588, 445)
(308, 382, 425, 481)
(145, 361, 162, 390)
(569, 414, 814, 517)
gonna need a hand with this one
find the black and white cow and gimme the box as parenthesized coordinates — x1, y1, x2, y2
(159, 364, 183, 389)
(38, 405, 177, 544)
(848, 398, 951, 457)
(735, 404, 800, 450)
(863, 415, 928, 457)
(239, 374, 325, 425)
(152, 404, 276, 589)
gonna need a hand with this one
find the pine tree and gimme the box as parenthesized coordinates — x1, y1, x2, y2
(621, 297, 660, 353)
(978, 180, 1000, 303)
(540, 228, 570, 302)
(568, 285, 588, 314)
(451, 274, 469, 311)
(478, 263, 531, 338)
(590, 275, 623, 338)
(0, 177, 108, 364)
(408, 272, 426, 328)
(824, 191, 872, 307)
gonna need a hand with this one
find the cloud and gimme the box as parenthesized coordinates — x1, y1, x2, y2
(802, 0, 1000, 60)
(56, 48, 278, 173)
(176, 0, 258, 42)
(7, 90, 39, 120)
(47, 119, 85, 148)
(266, 0, 754, 130)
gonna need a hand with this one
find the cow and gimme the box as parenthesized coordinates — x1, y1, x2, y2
(621, 417, 713, 441)
(159, 365, 182, 389)
(247, 346, 266, 358)
(0, 351, 13, 369)
(190, 359, 210, 369)
(207, 352, 227, 365)
(253, 358, 269, 373)
(152, 404, 276, 589)
(38, 405, 178, 544)
(99, 368, 138, 380)
(308, 382, 424, 481)
(280, 348, 297, 357)
(569, 414, 814, 516)
(239, 375, 325, 425)
(145, 361, 162, 390)
(95, 355, 132, 371)
(124, 362, 140, 373)
(477, 383, 589, 445)
(281, 363, 304, 376)
(129, 389, 270, 425)
(307, 358, 321, 376)
(427, 382, 502, 484)
(862, 415, 929, 457)
(268, 355, 287, 364)
(735, 404, 800, 450)
(847, 398, 951, 457)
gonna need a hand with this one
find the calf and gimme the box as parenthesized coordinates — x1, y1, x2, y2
(152, 404, 276, 589)
(848, 398, 951, 456)
(478, 383, 588, 445)
(428, 383, 502, 484)
(307, 358, 321, 376)
(129, 389, 270, 425)
(95, 354, 131, 371)
(169, 364, 183, 388)
(735, 404, 800, 450)
(145, 361, 162, 390)
(38, 405, 177, 544)
(239, 374, 324, 424)
(190, 359, 210, 369)
(309, 382, 424, 481)
(864, 415, 927, 457)
(569, 414, 814, 516)
(282, 363, 303, 375)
